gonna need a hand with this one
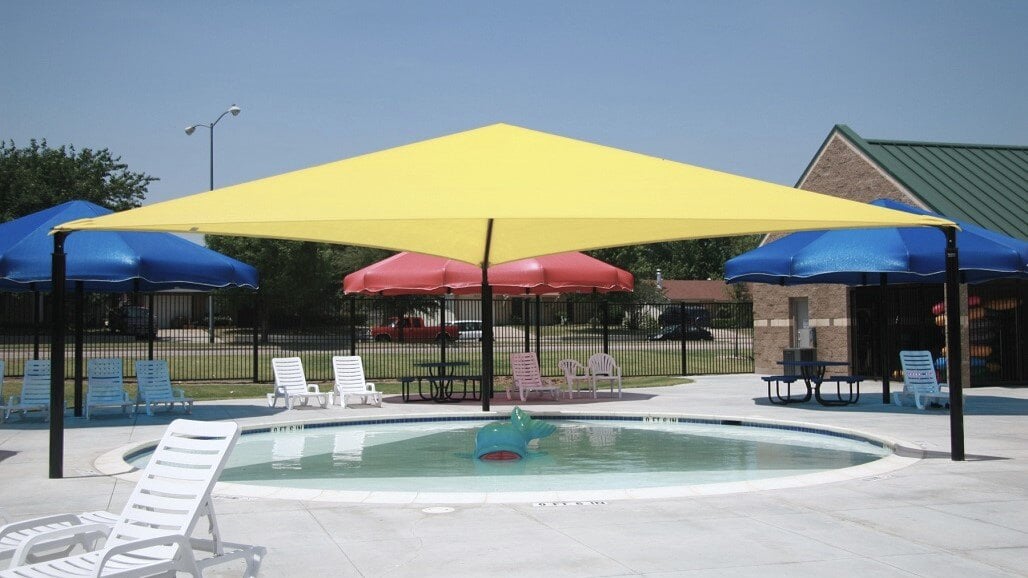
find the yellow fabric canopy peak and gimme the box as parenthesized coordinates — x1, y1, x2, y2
(55, 123, 954, 266)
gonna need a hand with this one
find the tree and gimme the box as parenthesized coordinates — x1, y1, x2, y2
(588, 236, 761, 281)
(0, 139, 155, 222)
(204, 236, 393, 336)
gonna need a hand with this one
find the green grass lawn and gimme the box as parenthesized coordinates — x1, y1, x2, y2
(36, 375, 693, 404)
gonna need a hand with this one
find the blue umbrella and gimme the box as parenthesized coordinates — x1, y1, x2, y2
(0, 201, 258, 291)
(1, 201, 259, 423)
(725, 199, 1027, 285)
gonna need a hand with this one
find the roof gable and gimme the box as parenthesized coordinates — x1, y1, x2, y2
(835, 125, 1027, 240)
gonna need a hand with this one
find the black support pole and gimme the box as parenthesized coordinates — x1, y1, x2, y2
(943, 226, 965, 461)
(49, 232, 68, 479)
(74, 281, 84, 417)
(481, 279, 493, 412)
(481, 219, 494, 412)
(879, 275, 891, 404)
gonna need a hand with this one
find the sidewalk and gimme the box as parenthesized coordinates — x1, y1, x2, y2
(1, 375, 1026, 577)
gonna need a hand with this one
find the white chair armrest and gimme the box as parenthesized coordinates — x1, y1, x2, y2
(174, 388, 186, 398)
(97, 532, 197, 573)
(306, 383, 320, 393)
(365, 382, 377, 392)
(0, 512, 86, 538)
(11, 521, 112, 566)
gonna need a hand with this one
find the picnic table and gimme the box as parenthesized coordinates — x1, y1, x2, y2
(768, 360, 863, 406)
(402, 361, 480, 403)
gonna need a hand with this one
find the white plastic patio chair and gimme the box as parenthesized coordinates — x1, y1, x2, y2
(588, 353, 623, 398)
(134, 360, 194, 416)
(332, 355, 382, 408)
(508, 352, 562, 402)
(269, 357, 333, 409)
(4, 360, 51, 423)
(557, 358, 595, 399)
(0, 419, 265, 577)
(85, 358, 132, 419)
(893, 350, 951, 410)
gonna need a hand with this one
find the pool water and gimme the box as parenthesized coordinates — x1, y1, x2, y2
(131, 419, 889, 493)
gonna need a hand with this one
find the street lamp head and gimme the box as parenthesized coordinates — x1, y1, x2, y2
(229, 104, 241, 116)
(184, 125, 197, 136)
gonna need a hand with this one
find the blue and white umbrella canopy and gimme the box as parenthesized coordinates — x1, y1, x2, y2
(725, 199, 1027, 286)
(0, 201, 258, 292)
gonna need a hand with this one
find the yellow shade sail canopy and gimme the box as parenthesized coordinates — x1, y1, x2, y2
(55, 123, 954, 266)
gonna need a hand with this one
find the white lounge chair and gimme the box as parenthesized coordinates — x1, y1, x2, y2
(134, 360, 194, 416)
(4, 360, 51, 423)
(507, 352, 562, 402)
(557, 358, 595, 399)
(332, 355, 382, 408)
(269, 357, 333, 409)
(588, 353, 623, 398)
(893, 350, 951, 409)
(85, 358, 132, 419)
(0, 419, 265, 577)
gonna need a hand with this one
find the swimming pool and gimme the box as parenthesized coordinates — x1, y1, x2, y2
(123, 414, 903, 501)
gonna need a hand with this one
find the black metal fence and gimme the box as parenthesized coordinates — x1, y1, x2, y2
(0, 292, 754, 382)
(850, 279, 1027, 385)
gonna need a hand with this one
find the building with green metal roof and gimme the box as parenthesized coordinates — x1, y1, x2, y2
(751, 125, 1026, 386)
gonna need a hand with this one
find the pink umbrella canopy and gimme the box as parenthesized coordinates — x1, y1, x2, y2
(343, 251, 633, 295)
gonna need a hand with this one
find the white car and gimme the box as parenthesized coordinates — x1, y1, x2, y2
(455, 320, 483, 340)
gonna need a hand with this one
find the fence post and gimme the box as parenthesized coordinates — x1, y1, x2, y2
(535, 295, 541, 360)
(602, 299, 610, 354)
(252, 291, 259, 383)
(680, 302, 688, 376)
(349, 296, 357, 356)
(33, 290, 41, 360)
(733, 303, 740, 357)
(439, 297, 447, 365)
(147, 293, 155, 361)
(524, 298, 531, 353)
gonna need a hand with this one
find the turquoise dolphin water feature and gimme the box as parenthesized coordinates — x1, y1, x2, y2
(474, 407, 556, 460)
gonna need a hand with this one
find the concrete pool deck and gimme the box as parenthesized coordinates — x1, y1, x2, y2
(1, 374, 1027, 577)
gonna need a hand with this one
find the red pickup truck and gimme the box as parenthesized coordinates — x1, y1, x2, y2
(371, 317, 459, 342)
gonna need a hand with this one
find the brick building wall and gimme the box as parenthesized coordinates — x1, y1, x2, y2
(752, 131, 922, 373)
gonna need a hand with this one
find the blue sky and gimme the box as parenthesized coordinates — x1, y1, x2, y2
(4, 1, 1026, 207)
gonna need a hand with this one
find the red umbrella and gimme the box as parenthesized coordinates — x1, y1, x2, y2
(343, 251, 633, 295)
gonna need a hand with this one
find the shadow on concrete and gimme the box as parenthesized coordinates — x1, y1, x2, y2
(381, 391, 657, 407)
(893, 445, 1010, 461)
(750, 393, 1028, 416)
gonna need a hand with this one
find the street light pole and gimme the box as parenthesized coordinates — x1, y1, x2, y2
(185, 103, 240, 191)
(186, 104, 241, 343)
